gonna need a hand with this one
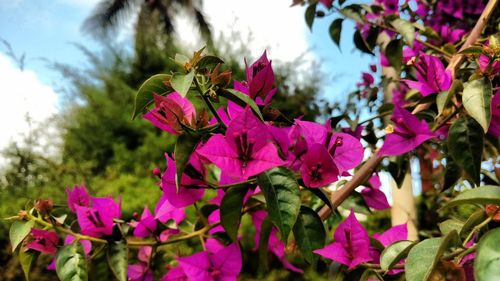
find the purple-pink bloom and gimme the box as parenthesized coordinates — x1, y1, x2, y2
(245, 51, 277, 105)
(438, 25, 466, 44)
(403, 54, 452, 96)
(378, 107, 434, 156)
(177, 243, 242, 281)
(374, 224, 408, 247)
(300, 144, 339, 188)
(361, 174, 390, 210)
(198, 108, 285, 179)
(356, 72, 375, 88)
(75, 196, 121, 237)
(328, 132, 364, 174)
(160, 154, 205, 208)
(488, 91, 500, 137)
(341, 126, 364, 140)
(161, 266, 188, 281)
(133, 207, 157, 238)
(26, 229, 59, 255)
(479, 54, 500, 75)
(128, 247, 153, 281)
(314, 210, 371, 269)
(144, 92, 196, 135)
(155, 195, 186, 224)
(437, 0, 463, 19)
(66, 185, 91, 213)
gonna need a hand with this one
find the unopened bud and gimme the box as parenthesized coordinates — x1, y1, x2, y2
(35, 199, 53, 216)
(152, 167, 161, 177)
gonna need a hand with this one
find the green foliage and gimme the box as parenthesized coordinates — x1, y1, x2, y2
(220, 187, 248, 241)
(56, 243, 88, 281)
(19, 247, 39, 281)
(405, 238, 442, 281)
(475, 228, 500, 281)
(106, 240, 128, 281)
(132, 74, 170, 119)
(380, 240, 415, 271)
(9, 220, 34, 253)
(441, 185, 500, 209)
(292, 206, 326, 265)
(462, 77, 493, 133)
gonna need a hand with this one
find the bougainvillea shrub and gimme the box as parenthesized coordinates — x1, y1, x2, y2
(7, 0, 500, 280)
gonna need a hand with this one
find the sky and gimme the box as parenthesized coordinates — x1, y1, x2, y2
(0, 0, 373, 161)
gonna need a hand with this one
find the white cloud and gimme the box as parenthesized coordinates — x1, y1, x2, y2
(0, 54, 58, 154)
(175, 0, 312, 63)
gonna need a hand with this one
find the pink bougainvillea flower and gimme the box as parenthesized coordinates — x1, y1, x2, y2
(160, 266, 188, 281)
(66, 185, 91, 212)
(376, 0, 399, 15)
(177, 243, 242, 281)
(155, 194, 186, 224)
(403, 54, 452, 96)
(374, 223, 408, 247)
(327, 132, 364, 174)
(361, 174, 390, 210)
(341, 125, 364, 140)
(314, 210, 371, 269)
(26, 229, 59, 255)
(251, 211, 303, 273)
(160, 154, 205, 208)
(356, 72, 375, 88)
(198, 108, 284, 179)
(479, 54, 500, 75)
(378, 107, 434, 156)
(438, 25, 466, 44)
(300, 144, 339, 188)
(144, 92, 196, 135)
(75, 196, 121, 237)
(318, 0, 333, 8)
(437, 0, 463, 19)
(128, 247, 153, 281)
(488, 91, 500, 137)
(133, 207, 157, 238)
(245, 51, 277, 105)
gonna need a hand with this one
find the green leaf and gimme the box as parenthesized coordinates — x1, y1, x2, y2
(107, 240, 128, 281)
(436, 80, 462, 116)
(292, 206, 326, 265)
(19, 246, 39, 281)
(219, 89, 264, 121)
(197, 55, 224, 69)
(447, 116, 484, 185)
(340, 190, 371, 214)
(174, 133, 201, 191)
(458, 46, 485, 55)
(257, 167, 301, 243)
(441, 185, 500, 210)
(405, 238, 442, 281)
(462, 78, 493, 133)
(443, 155, 461, 190)
(10, 220, 34, 252)
(385, 39, 403, 72)
(391, 18, 415, 47)
(439, 219, 464, 235)
(132, 74, 170, 119)
(460, 209, 487, 238)
(475, 228, 500, 281)
(380, 240, 415, 271)
(340, 4, 364, 24)
(56, 243, 88, 281)
(220, 187, 248, 241)
(171, 71, 195, 97)
(305, 3, 317, 31)
(354, 30, 374, 55)
(329, 19, 343, 49)
(308, 187, 333, 211)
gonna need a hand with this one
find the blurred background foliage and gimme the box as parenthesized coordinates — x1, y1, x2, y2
(0, 1, 333, 279)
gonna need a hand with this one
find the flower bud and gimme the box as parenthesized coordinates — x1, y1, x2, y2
(35, 199, 53, 216)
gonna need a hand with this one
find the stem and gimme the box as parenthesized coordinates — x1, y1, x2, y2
(361, 263, 405, 269)
(127, 224, 217, 247)
(25, 213, 107, 244)
(193, 77, 227, 130)
(462, 216, 492, 247)
(430, 105, 462, 131)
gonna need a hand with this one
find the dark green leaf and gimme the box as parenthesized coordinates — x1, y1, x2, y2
(387, 155, 409, 188)
(107, 240, 128, 281)
(132, 74, 170, 119)
(405, 238, 442, 281)
(462, 78, 493, 133)
(219, 89, 264, 121)
(447, 116, 484, 185)
(354, 30, 375, 55)
(257, 167, 301, 243)
(441, 185, 500, 210)
(305, 3, 317, 31)
(340, 190, 371, 214)
(475, 228, 500, 281)
(19, 246, 39, 281)
(10, 220, 34, 252)
(380, 240, 415, 271)
(197, 55, 224, 69)
(174, 133, 201, 191)
(385, 39, 403, 72)
(443, 155, 461, 190)
(391, 18, 415, 47)
(56, 243, 88, 281)
(460, 209, 486, 239)
(171, 71, 195, 97)
(329, 19, 343, 49)
(308, 187, 333, 211)
(292, 206, 326, 265)
(220, 187, 248, 241)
